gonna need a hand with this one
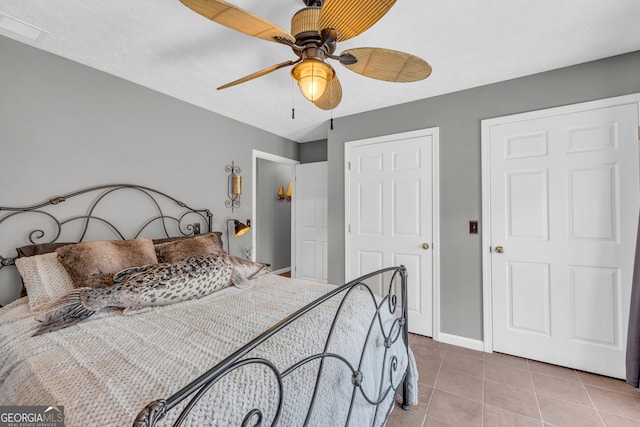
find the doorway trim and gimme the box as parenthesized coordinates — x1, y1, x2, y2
(251, 150, 299, 266)
(344, 127, 441, 340)
(481, 93, 640, 353)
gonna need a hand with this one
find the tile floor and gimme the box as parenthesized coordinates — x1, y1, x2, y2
(386, 334, 640, 426)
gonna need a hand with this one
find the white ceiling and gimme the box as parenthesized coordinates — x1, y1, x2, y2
(1, 0, 639, 142)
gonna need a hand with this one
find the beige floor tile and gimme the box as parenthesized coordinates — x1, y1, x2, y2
(485, 352, 529, 370)
(537, 395, 603, 426)
(412, 338, 448, 362)
(586, 385, 640, 421)
(483, 404, 543, 427)
(599, 411, 640, 427)
(435, 368, 484, 402)
(484, 379, 540, 419)
(532, 372, 592, 406)
(386, 384, 433, 427)
(441, 351, 484, 379)
(577, 371, 640, 397)
(528, 360, 579, 382)
(409, 333, 418, 344)
(427, 389, 483, 426)
(386, 401, 427, 427)
(485, 362, 534, 392)
(416, 357, 443, 387)
(445, 344, 484, 360)
(401, 338, 640, 427)
(424, 416, 456, 426)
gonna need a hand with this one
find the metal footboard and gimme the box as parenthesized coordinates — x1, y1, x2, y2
(134, 266, 410, 427)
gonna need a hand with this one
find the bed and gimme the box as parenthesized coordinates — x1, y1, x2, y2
(0, 184, 417, 426)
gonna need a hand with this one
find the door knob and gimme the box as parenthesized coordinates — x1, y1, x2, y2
(422, 243, 430, 250)
(494, 246, 504, 253)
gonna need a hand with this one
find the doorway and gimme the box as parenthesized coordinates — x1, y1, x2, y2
(252, 150, 299, 273)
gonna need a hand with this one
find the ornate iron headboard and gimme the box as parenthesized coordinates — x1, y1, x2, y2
(0, 184, 213, 272)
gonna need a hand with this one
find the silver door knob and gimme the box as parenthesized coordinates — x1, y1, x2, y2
(422, 243, 430, 250)
(495, 246, 504, 253)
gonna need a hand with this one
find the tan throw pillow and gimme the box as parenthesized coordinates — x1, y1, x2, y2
(56, 237, 158, 288)
(15, 252, 76, 312)
(154, 233, 225, 263)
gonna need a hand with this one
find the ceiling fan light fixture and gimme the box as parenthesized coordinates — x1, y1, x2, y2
(291, 59, 334, 102)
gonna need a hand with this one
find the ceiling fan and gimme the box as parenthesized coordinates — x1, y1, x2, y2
(180, 0, 432, 110)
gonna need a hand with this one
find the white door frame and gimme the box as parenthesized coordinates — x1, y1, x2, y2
(251, 150, 299, 265)
(481, 93, 640, 353)
(344, 127, 441, 340)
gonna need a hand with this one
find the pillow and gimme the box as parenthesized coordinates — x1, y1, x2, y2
(152, 232, 223, 248)
(17, 242, 75, 258)
(56, 237, 158, 288)
(14, 252, 76, 312)
(154, 233, 225, 263)
(16, 242, 75, 297)
(36, 254, 234, 333)
(223, 254, 269, 281)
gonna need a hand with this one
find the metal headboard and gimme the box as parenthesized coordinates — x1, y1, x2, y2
(0, 184, 213, 271)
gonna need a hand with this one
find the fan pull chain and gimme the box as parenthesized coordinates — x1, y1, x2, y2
(330, 110, 334, 130)
(291, 79, 295, 120)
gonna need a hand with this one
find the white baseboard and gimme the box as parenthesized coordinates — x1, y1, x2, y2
(271, 267, 291, 275)
(437, 332, 485, 352)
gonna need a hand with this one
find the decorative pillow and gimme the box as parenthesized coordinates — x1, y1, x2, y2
(35, 254, 233, 333)
(56, 237, 158, 288)
(16, 242, 75, 297)
(15, 252, 76, 312)
(154, 232, 225, 263)
(222, 254, 269, 283)
(16, 242, 75, 258)
(152, 232, 223, 248)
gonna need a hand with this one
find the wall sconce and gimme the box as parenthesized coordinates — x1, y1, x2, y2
(226, 161, 242, 212)
(277, 181, 293, 202)
(226, 218, 250, 255)
(286, 180, 292, 201)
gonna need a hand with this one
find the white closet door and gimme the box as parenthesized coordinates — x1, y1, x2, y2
(487, 99, 639, 378)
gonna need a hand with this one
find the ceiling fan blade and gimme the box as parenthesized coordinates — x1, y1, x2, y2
(318, 0, 396, 42)
(340, 47, 432, 82)
(217, 60, 297, 90)
(180, 0, 295, 44)
(313, 74, 342, 110)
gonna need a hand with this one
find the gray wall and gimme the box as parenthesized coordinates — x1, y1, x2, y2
(0, 36, 299, 304)
(328, 50, 640, 341)
(299, 139, 328, 163)
(256, 159, 293, 271)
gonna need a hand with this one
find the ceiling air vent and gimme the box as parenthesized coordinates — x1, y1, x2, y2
(0, 13, 48, 42)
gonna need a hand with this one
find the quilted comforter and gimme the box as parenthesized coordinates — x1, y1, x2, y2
(0, 274, 416, 426)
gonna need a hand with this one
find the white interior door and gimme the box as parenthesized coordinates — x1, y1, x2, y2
(346, 129, 439, 337)
(485, 97, 640, 378)
(293, 162, 328, 282)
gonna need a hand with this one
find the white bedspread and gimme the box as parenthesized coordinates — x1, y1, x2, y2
(0, 274, 416, 426)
